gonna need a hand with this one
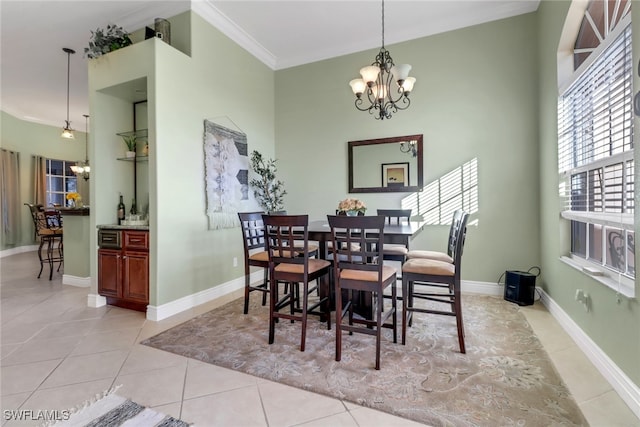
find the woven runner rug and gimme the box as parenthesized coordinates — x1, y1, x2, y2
(142, 294, 588, 426)
(45, 387, 191, 427)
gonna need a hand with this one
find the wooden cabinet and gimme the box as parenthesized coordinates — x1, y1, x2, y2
(98, 229, 149, 312)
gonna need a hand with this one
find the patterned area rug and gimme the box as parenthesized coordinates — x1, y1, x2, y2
(46, 387, 190, 427)
(142, 294, 587, 426)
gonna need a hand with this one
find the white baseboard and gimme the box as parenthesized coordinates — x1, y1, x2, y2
(462, 279, 503, 296)
(88, 293, 106, 308)
(1, 245, 38, 258)
(539, 288, 640, 420)
(63, 274, 91, 287)
(145, 271, 261, 321)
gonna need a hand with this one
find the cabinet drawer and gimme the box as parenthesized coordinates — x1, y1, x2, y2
(98, 230, 122, 249)
(124, 231, 148, 251)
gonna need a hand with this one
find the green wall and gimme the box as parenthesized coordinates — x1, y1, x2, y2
(0, 111, 87, 250)
(275, 13, 541, 285)
(536, 1, 640, 386)
(88, 11, 275, 306)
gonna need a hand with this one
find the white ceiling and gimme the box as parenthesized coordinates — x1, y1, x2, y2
(0, 0, 539, 130)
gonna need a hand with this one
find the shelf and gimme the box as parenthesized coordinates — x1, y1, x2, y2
(116, 129, 148, 139)
(117, 155, 148, 162)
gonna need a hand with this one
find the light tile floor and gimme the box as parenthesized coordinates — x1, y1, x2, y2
(1, 252, 639, 426)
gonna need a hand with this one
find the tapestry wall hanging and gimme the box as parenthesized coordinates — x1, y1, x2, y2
(203, 120, 249, 230)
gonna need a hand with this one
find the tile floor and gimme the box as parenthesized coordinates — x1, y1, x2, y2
(1, 251, 639, 426)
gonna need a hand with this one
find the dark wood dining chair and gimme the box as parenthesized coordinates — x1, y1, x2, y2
(263, 214, 331, 352)
(25, 203, 64, 280)
(401, 211, 469, 353)
(238, 211, 269, 314)
(376, 209, 412, 264)
(328, 214, 398, 370)
(406, 209, 465, 263)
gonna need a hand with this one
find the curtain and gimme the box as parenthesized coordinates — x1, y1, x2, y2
(32, 155, 46, 206)
(0, 149, 21, 245)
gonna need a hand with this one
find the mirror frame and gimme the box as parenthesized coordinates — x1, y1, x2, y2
(348, 134, 423, 193)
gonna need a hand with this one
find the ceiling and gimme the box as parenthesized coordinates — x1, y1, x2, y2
(0, 0, 539, 131)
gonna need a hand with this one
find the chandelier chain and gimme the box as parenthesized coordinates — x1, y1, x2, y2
(381, 0, 385, 48)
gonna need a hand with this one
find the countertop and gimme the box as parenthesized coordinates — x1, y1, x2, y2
(59, 207, 90, 216)
(97, 224, 149, 231)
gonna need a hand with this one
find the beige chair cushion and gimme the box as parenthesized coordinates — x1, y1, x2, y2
(248, 251, 269, 262)
(275, 258, 331, 274)
(340, 265, 396, 282)
(382, 243, 409, 255)
(39, 227, 63, 236)
(402, 258, 455, 276)
(406, 250, 453, 263)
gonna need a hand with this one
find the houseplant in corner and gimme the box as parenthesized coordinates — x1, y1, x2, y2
(84, 24, 132, 58)
(249, 150, 286, 213)
(121, 134, 137, 158)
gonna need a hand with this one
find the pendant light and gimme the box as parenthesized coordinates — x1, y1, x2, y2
(71, 115, 90, 180)
(348, 0, 416, 120)
(61, 47, 76, 139)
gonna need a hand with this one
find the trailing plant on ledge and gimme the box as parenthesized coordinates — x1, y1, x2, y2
(84, 24, 132, 58)
(249, 150, 286, 213)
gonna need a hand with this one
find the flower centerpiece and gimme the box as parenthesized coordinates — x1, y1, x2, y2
(66, 192, 81, 208)
(337, 198, 366, 216)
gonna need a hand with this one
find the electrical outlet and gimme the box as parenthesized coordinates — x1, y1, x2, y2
(233, 257, 238, 267)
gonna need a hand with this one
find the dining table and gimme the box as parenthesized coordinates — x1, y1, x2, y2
(307, 218, 427, 260)
(307, 217, 427, 316)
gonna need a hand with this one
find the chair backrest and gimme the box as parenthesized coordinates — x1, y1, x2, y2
(262, 214, 310, 270)
(451, 212, 470, 279)
(444, 210, 465, 257)
(24, 203, 61, 236)
(376, 209, 411, 225)
(327, 215, 386, 274)
(238, 211, 266, 253)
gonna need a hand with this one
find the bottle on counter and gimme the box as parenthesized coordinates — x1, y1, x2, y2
(117, 195, 125, 225)
(130, 199, 137, 215)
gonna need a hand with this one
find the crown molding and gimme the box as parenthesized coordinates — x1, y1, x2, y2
(192, 1, 277, 70)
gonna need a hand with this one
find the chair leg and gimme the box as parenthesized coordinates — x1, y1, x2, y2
(243, 268, 251, 314)
(454, 289, 466, 353)
(375, 290, 383, 370)
(261, 269, 268, 306)
(402, 276, 409, 345)
(300, 281, 309, 352)
(37, 238, 45, 279)
(268, 279, 277, 345)
(47, 238, 54, 280)
(335, 282, 342, 362)
(391, 283, 397, 344)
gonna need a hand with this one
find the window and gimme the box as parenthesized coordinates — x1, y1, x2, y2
(46, 159, 77, 207)
(558, 4, 634, 294)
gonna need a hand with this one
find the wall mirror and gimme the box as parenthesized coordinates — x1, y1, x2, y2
(348, 134, 423, 193)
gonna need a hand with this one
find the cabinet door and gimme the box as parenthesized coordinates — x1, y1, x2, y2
(123, 251, 149, 303)
(98, 249, 121, 298)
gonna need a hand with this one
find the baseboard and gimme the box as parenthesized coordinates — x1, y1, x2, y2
(462, 279, 503, 296)
(0, 245, 38, 258)
(539, 288, 640, 419)
(145, 271, 261, 321)
(87, 293, 107, 308)
(63, 274, 91, 287)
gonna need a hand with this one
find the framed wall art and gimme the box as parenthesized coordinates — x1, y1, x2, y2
(381, 162, 409, 187)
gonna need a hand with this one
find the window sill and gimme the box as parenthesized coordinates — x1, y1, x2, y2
(560, 256, 635, 299)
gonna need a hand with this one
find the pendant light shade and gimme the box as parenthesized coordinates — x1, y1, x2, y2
(61, 47, 75, 139)
(71, 114, 90, 180)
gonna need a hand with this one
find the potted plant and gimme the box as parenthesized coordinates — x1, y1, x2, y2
(84, 24, 132, 58)
(121, 134, 137, 158)
(249, 150, 286, 213)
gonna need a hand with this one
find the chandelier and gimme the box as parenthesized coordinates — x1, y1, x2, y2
(61, 47, 76, 139)
(349, 0, 416, 120)
(71, 114, 90, 180)
(399, 140, 418, 157)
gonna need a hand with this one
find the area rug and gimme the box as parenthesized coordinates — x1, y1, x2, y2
(44, 387, 190, 427)
(142, 294, 588, 426)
